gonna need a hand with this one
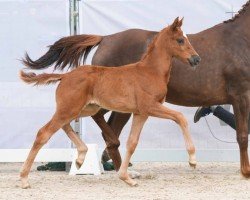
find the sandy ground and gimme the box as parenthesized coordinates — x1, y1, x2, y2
(0, 162, 249, 200)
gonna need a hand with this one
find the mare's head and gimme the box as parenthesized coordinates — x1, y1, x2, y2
(162, 17, 201, 67)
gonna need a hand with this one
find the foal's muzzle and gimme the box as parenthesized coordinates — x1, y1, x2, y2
(188, 55, 201, 67)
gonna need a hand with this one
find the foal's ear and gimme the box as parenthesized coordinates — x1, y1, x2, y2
(178, 17, 184, 27)
(170, 17, 180, 31)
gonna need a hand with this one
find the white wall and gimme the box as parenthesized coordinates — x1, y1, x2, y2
(80, 0, 246, 34)
(0, 0, 70, 148)
(80, 0, 247, 151)
(0, 0, 247, 152)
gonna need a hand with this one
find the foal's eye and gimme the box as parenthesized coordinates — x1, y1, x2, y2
(177, 38, 184, 45)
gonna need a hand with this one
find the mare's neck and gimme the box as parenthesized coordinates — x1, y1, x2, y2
(230, 4, 250, 38)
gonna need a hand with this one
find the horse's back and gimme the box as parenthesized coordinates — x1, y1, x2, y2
(92, 29, 157, 67)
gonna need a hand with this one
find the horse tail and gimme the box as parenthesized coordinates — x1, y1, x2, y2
(21, 34, 103, 70)
(20, 70, 64, 86)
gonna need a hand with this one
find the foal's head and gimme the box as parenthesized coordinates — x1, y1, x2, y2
(161, 17, 201, 67)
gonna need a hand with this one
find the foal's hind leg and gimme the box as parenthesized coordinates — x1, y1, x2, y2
(118, 114, 148, 186)
(61, 104, 100, 169)
(149, 103, 196, 167)
(62, 124, 88, 169)
(20, 105, 87, 188)
(20, 116, 66, 189)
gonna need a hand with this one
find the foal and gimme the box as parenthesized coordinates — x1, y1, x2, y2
(20, 17, 200, 188)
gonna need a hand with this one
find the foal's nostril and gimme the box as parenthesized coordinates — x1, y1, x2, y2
(194, 55, 201, 64)
(189, 55, 201, 66)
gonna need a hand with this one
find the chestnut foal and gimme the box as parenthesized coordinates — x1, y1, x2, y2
(20, 17, 200, 188)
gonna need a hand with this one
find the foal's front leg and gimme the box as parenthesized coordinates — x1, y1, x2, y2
(118, 114, 148, 186)
(149, 103, 196, 167)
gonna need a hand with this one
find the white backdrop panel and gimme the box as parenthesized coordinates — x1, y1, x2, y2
(80, 0, 246, 35)
(0, 0, 70, 148)
(80, 0, 247, 150)
(0, 0, 247, 150)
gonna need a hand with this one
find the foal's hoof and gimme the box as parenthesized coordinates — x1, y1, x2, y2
(127, 179, 138, 187)
(119, 173, 139, 187)
(21, 182, 31, 189)
(75, 159, 84, 170)
(189, 154, 197, 169)
(189, 161, 197, 169)
(20, 177, 31, 189)
(123, 178, 138, 187)
(128, 170, 141, 179)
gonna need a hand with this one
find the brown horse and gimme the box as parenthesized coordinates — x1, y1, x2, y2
(20, 18, 200, 188)
(23, 1, 250, 177)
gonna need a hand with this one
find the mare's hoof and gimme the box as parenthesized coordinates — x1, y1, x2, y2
(241, 167, 250, 178)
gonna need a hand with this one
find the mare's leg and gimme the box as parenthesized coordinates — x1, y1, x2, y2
(232, 95, 250, 177)
(118, 114, 147, 186)
(62, 123, 88, 169)
(93, 112, 140, 178)
(101, 112, 131, 163)
(148, 103, 196, 167)
(92, 110, 122, 170)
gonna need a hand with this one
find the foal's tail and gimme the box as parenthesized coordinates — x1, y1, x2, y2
(21, 34, 103, 70)
(20, 71, 63, 86)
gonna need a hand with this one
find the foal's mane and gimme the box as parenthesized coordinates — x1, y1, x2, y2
(224, 0, 250, 23)
(140, 28, 166, 61)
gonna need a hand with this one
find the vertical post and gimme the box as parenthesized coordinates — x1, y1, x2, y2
(69, 0, 82, 145)
(70, 0, 80, 35)
(225, 5, 237, 19)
